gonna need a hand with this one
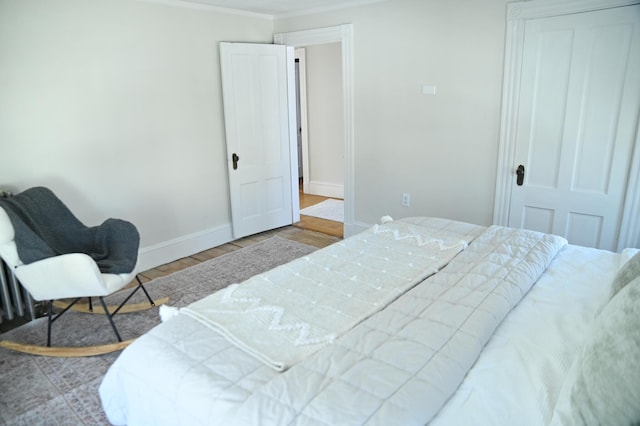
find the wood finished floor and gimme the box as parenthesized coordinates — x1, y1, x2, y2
(295, 191, 344, 238)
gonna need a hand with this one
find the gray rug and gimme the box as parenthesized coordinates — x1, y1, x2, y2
(0, 236, 316, 425)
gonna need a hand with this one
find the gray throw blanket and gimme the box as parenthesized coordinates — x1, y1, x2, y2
(0, 187, 138, 274)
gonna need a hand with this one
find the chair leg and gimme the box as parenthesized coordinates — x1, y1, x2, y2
(111, 275, 154, 316)
(136, 275, 155, 307)
(46, 301, 53, 347)
(98, 297, 122, 342)
(45, 298, 83, 347)
(43, 277, 153, 347)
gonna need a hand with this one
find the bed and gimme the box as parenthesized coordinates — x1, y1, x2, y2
(99, 217, 640, 425)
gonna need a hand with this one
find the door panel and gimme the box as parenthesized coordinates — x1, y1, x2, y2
(220, 42, 295, 239)
(525, 28, 572, 191)
(566, 213, 602, 248)
(508, 5, 640, 250)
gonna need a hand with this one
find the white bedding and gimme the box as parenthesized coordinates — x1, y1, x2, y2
(430, 244, 622, 425)
(99, 218, 628, 425)
(180, 219, 472, 371)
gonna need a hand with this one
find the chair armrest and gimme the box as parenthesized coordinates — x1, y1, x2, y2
(14, 253, 108, 301)
(0, 240, 21, 269)
(0, 207, 14, 245)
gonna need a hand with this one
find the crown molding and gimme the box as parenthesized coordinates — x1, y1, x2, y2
(507, 0, 640, 20)
(133, 0, 273, 20)
(272, 0, 387, 19)
(135, 0, 389, 20)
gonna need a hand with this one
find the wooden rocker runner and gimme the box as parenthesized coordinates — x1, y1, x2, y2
(0, 187, 166, 357)
(0, 278, 169, 357)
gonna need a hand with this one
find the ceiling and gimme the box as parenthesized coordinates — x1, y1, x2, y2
(176, 0, 387, 17)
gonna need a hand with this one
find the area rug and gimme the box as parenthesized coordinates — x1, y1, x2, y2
(300, 199, 344, 222)
(0, 236, 316, 426)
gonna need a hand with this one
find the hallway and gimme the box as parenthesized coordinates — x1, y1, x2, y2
(295, 184, 343, 238)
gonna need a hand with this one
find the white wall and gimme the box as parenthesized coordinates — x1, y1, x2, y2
(1, 0, 512, 271)
(275, 0, 509, 226)
(305, 42, 344, 199)
(0, 0, 273, 270)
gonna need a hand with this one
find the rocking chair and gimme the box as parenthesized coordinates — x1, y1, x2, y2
(0, 187, 164, 356)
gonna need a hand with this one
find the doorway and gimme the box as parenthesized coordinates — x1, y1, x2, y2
(275, 24, 355, 237)
(295, 43, 344, 201)
(293, 43, 344, 238)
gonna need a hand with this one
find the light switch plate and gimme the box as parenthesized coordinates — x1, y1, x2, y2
(422, 85, 437, 95)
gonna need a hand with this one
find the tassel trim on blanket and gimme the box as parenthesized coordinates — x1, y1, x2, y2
(160, 305, 180, 322)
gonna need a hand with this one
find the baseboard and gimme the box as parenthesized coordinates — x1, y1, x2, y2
(137, 223, 234, 272)
(344, 220, 370, 238)
(308, 181, 344, 199)
(138, 218, 370, 272)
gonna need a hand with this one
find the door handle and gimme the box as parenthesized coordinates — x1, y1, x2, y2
(232, 153, 240, 170)
(516, 164, 525, 186)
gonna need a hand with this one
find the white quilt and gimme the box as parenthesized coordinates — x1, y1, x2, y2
(100, 218, 567, 425)
(430, 244, 625, 425)
(226, 224, 567, 424)
(180, 219, 472, 371)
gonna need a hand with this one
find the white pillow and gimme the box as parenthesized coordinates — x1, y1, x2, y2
(569, 276, 640, 424)
(610, 251, 640, 299)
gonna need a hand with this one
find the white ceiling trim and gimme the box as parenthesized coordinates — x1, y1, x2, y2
(135, 0, 388, 19)
(134, 0, 274, 20)
(271, 0, 387, 18)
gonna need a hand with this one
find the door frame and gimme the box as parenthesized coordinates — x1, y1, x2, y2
(295, 47, 311, 195)
(274, 24, 355, 236)
(493, 0, 640, 251)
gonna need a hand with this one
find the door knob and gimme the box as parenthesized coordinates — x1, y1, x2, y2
(516, 164, 525, 186)
(232, 153, 240, 170)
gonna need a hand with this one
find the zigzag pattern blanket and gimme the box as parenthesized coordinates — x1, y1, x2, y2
(180, 219, 477, 371)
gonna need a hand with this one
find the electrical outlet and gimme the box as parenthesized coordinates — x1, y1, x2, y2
(402, 193, 411, 207)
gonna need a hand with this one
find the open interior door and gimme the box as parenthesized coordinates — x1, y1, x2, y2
(220, 42, 299, 239)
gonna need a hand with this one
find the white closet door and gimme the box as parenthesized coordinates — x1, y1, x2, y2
(508, 4, 640, 250)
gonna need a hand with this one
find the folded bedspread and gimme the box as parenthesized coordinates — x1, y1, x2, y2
(100, 218, 567, 425)
(180, 219, 473, 371)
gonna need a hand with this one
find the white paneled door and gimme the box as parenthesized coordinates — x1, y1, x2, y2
(508, 4, 640, 250)
(220, 42, 298, 239)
